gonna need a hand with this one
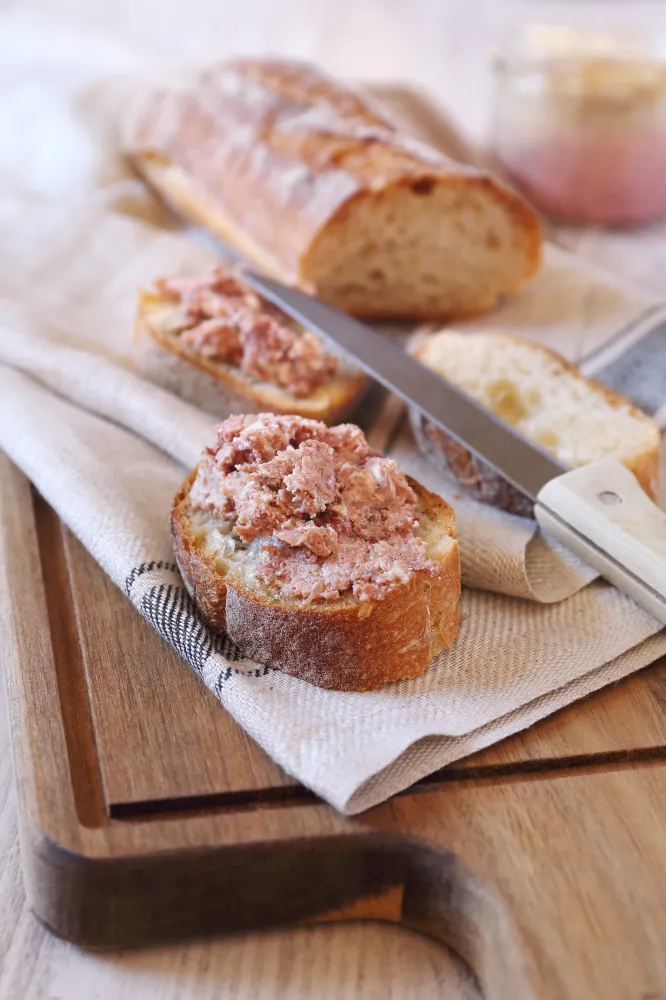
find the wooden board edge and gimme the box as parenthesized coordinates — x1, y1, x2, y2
(24, 823, 537, 999)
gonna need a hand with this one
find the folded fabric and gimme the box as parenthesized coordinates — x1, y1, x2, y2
(0, 198, 646, 601)
(1, 196, 665, 812)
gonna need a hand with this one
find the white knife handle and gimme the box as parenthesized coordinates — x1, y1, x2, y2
(534, 458, 666, 625)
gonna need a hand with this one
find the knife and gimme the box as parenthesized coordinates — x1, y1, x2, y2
(243, 271, 666, 626)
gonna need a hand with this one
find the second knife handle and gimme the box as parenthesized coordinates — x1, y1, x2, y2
(534, 458, 666, 625)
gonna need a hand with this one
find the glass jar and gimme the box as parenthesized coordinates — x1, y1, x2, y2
(490, 24, 666, 225)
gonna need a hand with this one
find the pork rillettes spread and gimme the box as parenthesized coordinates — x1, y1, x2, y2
(189, 413, 436, 602)
(153, 267, 337, 397)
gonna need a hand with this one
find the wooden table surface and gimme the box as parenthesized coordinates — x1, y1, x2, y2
(2, 0, 665, 997)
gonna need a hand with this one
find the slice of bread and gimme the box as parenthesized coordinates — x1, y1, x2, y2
(171, 471, 460, 692)
(412, 331, 661, 514)
(134, 289, 367, 424)
(127, 59, 543, 320)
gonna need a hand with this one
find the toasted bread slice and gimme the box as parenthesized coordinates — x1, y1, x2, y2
(134, 289, 367, 423)
(412, 331, 661, 514)
(171, 470, 460, 691)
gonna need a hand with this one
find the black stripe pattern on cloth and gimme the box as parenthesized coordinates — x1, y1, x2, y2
(141, 579, 240, 672)
(124, 561, 241, 672)
(123, 561, 275, 690)
(124, 559, 180, 595)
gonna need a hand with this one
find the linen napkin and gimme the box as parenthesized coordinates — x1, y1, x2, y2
(1, 198, 666, 814)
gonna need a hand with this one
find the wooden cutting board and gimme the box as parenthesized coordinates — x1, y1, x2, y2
(4, 445, 666, 1000)
(3, 87, 666, 999)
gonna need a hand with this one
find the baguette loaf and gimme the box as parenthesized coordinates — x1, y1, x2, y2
(127, 58, 542, 320)
(171, 414, 460, 691)
(134, 269, 366, 423)
(412, 331, 661, 515)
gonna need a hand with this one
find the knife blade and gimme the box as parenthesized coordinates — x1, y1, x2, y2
(243, 272, 566, 504)
(241, 270, 666, 626)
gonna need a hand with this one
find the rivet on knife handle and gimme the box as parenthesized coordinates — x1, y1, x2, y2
(535, 458, 666, 624)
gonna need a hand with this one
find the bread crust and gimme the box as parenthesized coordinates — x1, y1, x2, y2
(412, 333, 661, 513)
(134, 290, 367, 423)
(127, 59, 542, 319)
(171, 470, 460, 691)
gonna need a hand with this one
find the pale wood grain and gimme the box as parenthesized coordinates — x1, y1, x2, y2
(0, 684, 480, 1000)
(378, 764, 666, 1000)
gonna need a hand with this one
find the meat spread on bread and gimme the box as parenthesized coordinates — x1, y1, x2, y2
(134, 265, 366, 424)
(127, 58, 542, 320)
(171, 413, 460, 690)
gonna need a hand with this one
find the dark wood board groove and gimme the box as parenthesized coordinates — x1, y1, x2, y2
(111, 741, 666, 820)
(33, 492, 109, 827)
